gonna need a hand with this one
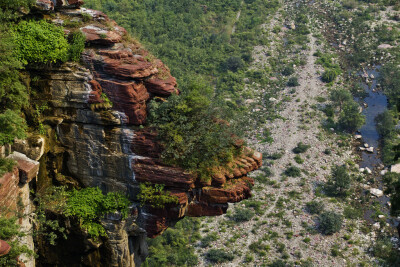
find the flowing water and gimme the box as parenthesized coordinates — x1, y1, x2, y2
(355, 67, 397, 227)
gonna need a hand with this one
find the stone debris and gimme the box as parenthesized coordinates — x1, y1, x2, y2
(391, 163, 400, 173)
(355, 134, 362, 140)
(370, 188, 384, 197)
(366, 147, 374, 153)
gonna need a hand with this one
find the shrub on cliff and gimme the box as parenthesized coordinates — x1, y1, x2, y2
(65, 187, 131, 238)
(0, 216, 34, 266)
(0, 109, 27, 146)
(13, 20, 70, 64)
(67, 31, 86, 62)
(148, 80, 241, 181)
(137, 183, 179, 208)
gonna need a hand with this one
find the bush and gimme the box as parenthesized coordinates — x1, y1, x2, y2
(306, 200, 324, 214)
(68, 31, 86, 61)
(205, 249, 234, 263)
(231, 207, 255, 222)
(0, 109, 27, 145)
(200, 232, 218, 248)
(13, 20, 70, 64)
(287, 77, 299, 87)
(149, 82, 241, 181)
(0, 217, 34, 266)
(293, 142, 310, 154)
(338, 101, 365, 132)
(282, 66, 294, 76)
(318, 211, 343, 235)
(0, 158, 16, 177)
(65, 187, 131, 238)
(224, 56, 244, 72)
(146, 217, 200, 266)
(322, 70, 338, 83)
(343, 206, 362, 219)
(284, 166, 301, 177)
(137, 183, 179, 208)
(326, 165, 351, 196)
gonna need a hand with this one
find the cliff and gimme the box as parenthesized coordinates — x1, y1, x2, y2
(0, 0, 262, 266)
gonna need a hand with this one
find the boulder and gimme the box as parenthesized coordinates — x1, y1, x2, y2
(370, 188, 383, 197)
(377, 44, 393, 49)
(366, 147, 374, 153)
(0, 240, 11, 256)
(355, 134, 362, 140)
(391, 163, 400, 174)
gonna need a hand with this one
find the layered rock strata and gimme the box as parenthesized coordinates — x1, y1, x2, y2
(16, 1, 263, 266)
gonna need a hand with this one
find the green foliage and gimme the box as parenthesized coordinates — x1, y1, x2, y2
(343, 205, 362, 219)
(294, 155, 304, 164)
(148, 81, 241, 180)
(287, 77, 299, 87)
(306, 200, 325, 214)
(284, 166, 301, 177)
(326, 165, 351, 196)
(282, 65, 294, 76)
(381, 64, 400, 110)
(0, 0, 34, 21)
(372, 237, 400, 266)
(338, 100, 365, 132)
(330, 88, 352, 111)
(318, 211, 343, 235)
(68, 31, 86, 62)
(145, 217, 200, 266)
(0, 25, 28, 112)
(383, 172, 400, 217)
(376, 111, 398, 165)
(322, 69, 338, 83)
(200, 232, 218, 248)
(137, 183, 179, 208)
(293, 142, 310, 154)
(13, 20, 70, 64)
(65, 187, 130, 238)
(0, 216, 34, 266)
(230, 207, 255, 222)
(0, 109, 27, 145)
(205, 249, 234, 263)
(0, 157, 16, 177)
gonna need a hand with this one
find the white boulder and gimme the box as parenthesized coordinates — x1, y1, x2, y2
(370, 188, 383, 197)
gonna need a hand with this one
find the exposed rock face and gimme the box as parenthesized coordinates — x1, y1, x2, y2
(27, 1, 262, 266)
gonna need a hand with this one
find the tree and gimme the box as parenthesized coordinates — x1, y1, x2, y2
(338, 100, 365, 132)
(330, 88, 352, 112)
(0, 109, 27, 146)
(318, 211, 343, 235)
(327, 165, 351, 196)
(383, 172, 400, 217)
(0, 25, 28, 112)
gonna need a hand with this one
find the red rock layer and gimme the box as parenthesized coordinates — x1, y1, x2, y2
(132, 129, 262, 237)
(80, 17, 179, 125)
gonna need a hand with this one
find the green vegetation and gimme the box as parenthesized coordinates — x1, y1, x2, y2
(375, 110, 398, 165)
(137, 183, 179, 208)
(13, 20, 70, 64)
(383, 172, 400, 217)
(230, 207, 255, 222)
(0, 157, 16, 177)
(293, 142, 310, 154)
(0, 109, 27, 145)
(306, 200, 325, 214)
(205, 249, 234, 263)
(287, 77, 299, 87)
(65, 187, 130, 238)
(338, 101, 365, 132)
(326, 165, 351, 196)
(67, 31, 86, 62)
(148, 83, 242, 180)
(0, 216, 34, 266)
(318, 211, 343, 235)
(36, 186, 131, 240)
(144, 217, 200, 266)
(284, 166, 302, 177)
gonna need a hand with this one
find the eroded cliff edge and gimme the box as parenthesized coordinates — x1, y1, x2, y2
(1, 1, 262, 266)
